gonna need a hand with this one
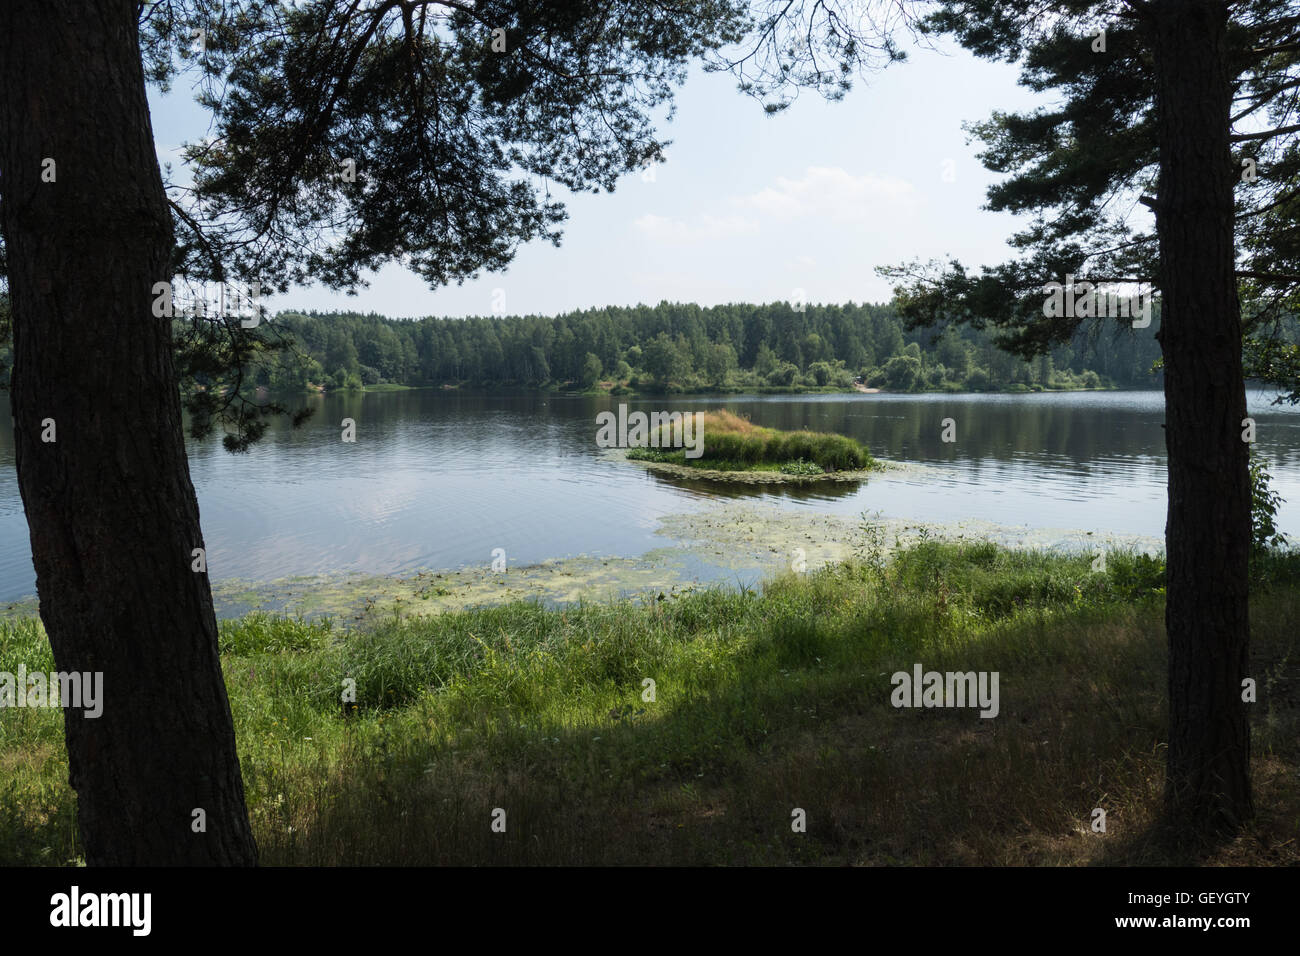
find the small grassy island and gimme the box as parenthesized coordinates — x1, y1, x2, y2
(625, 410, 879, 483)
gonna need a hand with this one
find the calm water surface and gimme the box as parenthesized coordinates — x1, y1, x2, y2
(2, 389, 1298, 602)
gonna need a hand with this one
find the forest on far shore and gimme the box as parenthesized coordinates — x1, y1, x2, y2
(239, 300, 1167, 394)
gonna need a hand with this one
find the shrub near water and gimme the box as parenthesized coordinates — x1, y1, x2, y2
(629, 409, 872, 472)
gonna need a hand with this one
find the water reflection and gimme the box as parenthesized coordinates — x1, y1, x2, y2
(1, 388, 1298, 601)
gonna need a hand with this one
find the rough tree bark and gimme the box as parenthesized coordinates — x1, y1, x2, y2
(0, 0, 258, 864)
(1150, 0, 1253, 836)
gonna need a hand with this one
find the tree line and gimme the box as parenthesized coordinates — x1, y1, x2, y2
(245, 300, 1165, 394)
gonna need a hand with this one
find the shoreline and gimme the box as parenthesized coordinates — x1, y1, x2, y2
(253, 382, 1136, 400)
(4, 498, 1163, 624)
(618, 449, 888, 485)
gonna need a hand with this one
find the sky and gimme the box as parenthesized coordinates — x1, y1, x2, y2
(148, 33, 1045, 320)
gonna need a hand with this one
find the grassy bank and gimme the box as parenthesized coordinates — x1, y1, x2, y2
(628, 409, 873, 475)
(1, 540, 1297, 866)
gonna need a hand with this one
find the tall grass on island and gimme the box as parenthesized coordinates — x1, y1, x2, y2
(2, 536, 1296, 866)
(627, 409, 873, 475)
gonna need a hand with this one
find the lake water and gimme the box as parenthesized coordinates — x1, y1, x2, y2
(2, 388, 1299, 604)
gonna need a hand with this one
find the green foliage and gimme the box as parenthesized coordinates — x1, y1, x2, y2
(217, 613, 335, 657)
(636, 412, 871, 473)
(883, 353, 922, 391)
(245, 298, 1161, 397)
(641, 332, 689, 388)
(705, 342, 737, 386)
(626, 447, 674, 463)
(1245, 333, 1300, 406)
(580, 352, 603, 388)
(1249, 450, 1288, 555)
(766, 361, 799, 386)
(1104, 551, 1167, 600)
(779, 458, 824, 476)
(701, 430, 869, 472)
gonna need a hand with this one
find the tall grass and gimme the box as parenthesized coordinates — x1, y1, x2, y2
(1, 543, 1296, 865)
(633, 409, 873, 472)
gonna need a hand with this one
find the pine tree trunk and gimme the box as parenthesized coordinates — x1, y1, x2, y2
(1150, 0, 1253, 837)
(0, 0, 258, 864)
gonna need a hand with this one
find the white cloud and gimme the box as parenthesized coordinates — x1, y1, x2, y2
(631, 168, 915, 249)
(632, 213, 760, 244)
(737, 166, 917, 224)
